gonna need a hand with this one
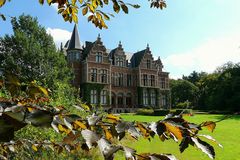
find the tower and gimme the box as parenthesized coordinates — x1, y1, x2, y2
(66, 24, 83, 87)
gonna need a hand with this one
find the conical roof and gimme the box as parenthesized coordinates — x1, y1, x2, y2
(67, 24, 82, 50)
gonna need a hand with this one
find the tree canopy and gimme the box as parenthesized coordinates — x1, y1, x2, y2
(0, 0, 167, 29)
(0, 14, 73, 89)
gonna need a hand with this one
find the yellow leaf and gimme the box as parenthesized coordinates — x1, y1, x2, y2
(38, 0, 44, 5)
(136, 122, 150, 138)
(0, 0, 6, 7)
(71, 0, 76, 5)
(58, 124, 71, 134)
(96, 12, 102, 20)
(38, 86, 49, 96)
(74, 120, 87, 129)
(164, 122, 183, 140)
(81, 103, 90, 111)
(72, 13, 78, 23)
(32, 144, 38, 152)
(47, 0, 52, 5)
(102, 126, 113, 140)
(201, 121, 216, 132)
(78, 0, 83, 4)
(106, 114, 120, 123)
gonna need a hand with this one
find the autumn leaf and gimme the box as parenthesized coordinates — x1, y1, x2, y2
(201, 121, 216, 132)
(121, 4, 128, 14)
(164, 122, 183, 141)
(32, 144, 38, 151)
(106, 114, 120, 123)
(82, 6, 88, 16)
(38, 0, 44, 5)
(74, 120, 87, 129)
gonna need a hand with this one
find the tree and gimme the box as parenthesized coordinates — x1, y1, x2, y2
(170, 79, 199, 108)
(0, 0, 167, 29)
(182, 71, 208, 86)
(0, 14, 73, 90)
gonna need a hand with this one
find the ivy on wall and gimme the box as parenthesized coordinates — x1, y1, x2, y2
(80, 83, 105, 105)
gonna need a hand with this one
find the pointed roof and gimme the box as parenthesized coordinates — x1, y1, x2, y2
(67, 24, 82, 50)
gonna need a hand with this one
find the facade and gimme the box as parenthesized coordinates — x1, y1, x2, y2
(65, 25, 170, 112)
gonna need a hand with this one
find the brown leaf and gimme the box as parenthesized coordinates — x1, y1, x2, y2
(201, 121, 216, 132)
(82, 6, 88, 16)
(121, 4, 128, 14)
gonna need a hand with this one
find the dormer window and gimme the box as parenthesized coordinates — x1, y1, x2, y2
(116, 57, 124, 67)
(96, 52, 102, 63)
(147, 60, 151, 69)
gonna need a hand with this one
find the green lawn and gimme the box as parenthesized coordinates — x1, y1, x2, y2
(116, 114, 240, 160)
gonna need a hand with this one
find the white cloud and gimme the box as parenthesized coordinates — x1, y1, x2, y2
(163, 31, 240, 79)
(51, 4, 58, 11)
(46, 27, 72, 48)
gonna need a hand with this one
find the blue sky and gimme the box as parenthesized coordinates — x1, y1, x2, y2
(1, 0, 240, 78)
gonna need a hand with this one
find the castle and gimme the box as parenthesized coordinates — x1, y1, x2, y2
(64, 25, 170, 112)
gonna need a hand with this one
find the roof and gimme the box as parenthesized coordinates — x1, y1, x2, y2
(67, 24, 82, 50)
(130, 49, 146, 68)
(82, 41, 93, 60)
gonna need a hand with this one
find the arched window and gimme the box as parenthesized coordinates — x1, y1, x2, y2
(90, 90, 98, 104)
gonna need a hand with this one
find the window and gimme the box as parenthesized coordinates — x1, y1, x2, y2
(162, 95, 166, 106)
(116, 57, 124, 67)
(96, 52, 102, 63)
(117, 93, 123, 105)
(100, 69, 107, 83)
(127, 74, 132, 86)
(147, 60, 151, 69)
(90, 68, 97, 82)
(117, 73, 123, 86)
(126, 93, 132, 106)
(150, 75, 155, 86)
(76, 53, 80, 60)
(100, 90, 107, 105)
(150, 91, 156, 106)
(161, 78, 165, 89)
(143, 90, 148, 105)
(90, 90, 98, 104)
(143, 74, 148, 86)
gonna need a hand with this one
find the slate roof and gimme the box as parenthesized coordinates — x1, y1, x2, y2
(130, 49, 146, 68)
(67, 24, 82, 50)
(82, 41, 93, 60)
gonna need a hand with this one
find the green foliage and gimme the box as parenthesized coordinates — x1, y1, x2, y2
(176, 101, 192, 109)
(0, 14, 73, 90)
(170, 79, 199, 108)
(80, 83, 105, 105)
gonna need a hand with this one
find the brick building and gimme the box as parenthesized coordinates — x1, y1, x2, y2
(65, 25, 170, 112)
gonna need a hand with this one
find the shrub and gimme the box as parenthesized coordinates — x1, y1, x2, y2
(136, 108, 154, 115)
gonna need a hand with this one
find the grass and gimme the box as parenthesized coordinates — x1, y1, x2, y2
(117, 114, 240, 160)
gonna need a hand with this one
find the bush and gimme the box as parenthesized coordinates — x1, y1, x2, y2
(176, 101, 192, 108)
(136, 108, 154, 115)
(153, 109, 170, 116)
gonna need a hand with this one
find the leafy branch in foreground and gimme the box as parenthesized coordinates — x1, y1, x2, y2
(0, 0, 167, 29)
(0, 75, 223, 159)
